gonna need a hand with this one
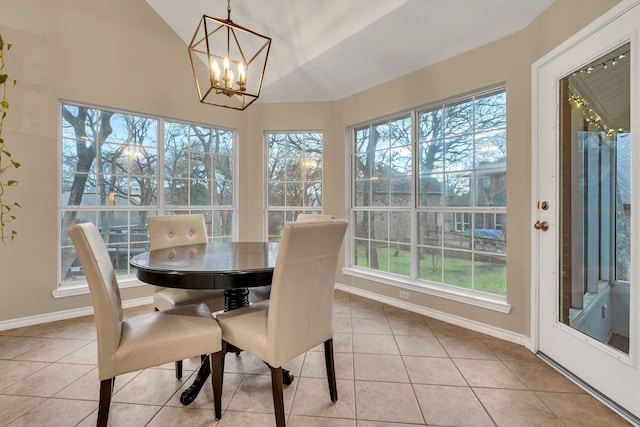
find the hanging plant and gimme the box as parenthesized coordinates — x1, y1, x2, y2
(0, 33, 20, 244)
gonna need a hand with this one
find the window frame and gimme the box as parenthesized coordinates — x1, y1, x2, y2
(264, 130, 324, 241)
(345, 84, 510, 313)
(56, 100, 237, 295)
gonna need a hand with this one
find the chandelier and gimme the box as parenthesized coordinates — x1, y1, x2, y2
(188, 0, 271, 110)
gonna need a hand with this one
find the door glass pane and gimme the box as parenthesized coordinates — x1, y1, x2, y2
(559, 43, 630, 354)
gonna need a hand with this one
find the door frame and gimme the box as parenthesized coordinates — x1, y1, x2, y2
(531, 0, 640, 420)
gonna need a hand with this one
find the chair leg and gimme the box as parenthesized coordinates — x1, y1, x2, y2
(175, 360, 183, 379)
(269, 365, 286, 427)
(324, 338, 338, 402)
(97, 377, 114, 427)
(210, 349, 224, 420)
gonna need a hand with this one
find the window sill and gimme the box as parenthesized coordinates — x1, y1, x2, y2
(341, 267, 511, 314)
(52, 276, 147, 298)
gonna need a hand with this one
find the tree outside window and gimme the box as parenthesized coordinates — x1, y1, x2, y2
(60, 102, 235, 285)
(352, 87, 507, 297)
(266, 131, 322, 241)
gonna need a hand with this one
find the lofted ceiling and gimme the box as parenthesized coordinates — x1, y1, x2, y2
(146, 0, 555, 104)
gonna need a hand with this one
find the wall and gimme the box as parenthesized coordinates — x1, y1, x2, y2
(0, 0, 621, 341)
(0, 0, 246, 322)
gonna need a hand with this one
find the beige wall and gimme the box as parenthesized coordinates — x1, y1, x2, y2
(0, 0, 620, 338)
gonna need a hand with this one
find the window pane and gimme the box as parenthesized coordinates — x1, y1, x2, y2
(60, 102, 236, 286)
(266, 131, 324, 239)
(443, 249, 473, 289)
(475, 91, 506, 131)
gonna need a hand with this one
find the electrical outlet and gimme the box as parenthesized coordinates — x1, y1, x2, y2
(399, 291, 409, 300)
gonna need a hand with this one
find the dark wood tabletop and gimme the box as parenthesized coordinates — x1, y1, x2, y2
(130, 241, 279, 290)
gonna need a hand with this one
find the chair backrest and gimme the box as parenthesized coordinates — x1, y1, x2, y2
(67, 222, 123, 378)
(148, 214, 208, 251)
(266, 219, 348, 367)
(296, 213, 335, 222)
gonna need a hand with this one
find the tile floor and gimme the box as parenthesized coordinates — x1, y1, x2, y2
(0, 290, 632, 426)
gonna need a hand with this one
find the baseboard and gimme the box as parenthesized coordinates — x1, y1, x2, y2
(335, 282, 534, 351)
(0, 296, 153, 331)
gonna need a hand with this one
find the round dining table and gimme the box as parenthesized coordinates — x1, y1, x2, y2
(130, 241, 282, 405)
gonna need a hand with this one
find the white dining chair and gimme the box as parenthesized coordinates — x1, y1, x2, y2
(148, 214, 226, 379)
(216, 219, 348, 427)
(248, 213, 336, 304)
(68, 222, 224, 426)
(295, 213, 335, 221)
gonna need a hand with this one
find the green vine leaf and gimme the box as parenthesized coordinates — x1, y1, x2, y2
(0, 32, 20, 243)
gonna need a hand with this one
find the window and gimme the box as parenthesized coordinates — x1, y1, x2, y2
(350, 86, 507, 302)
(60, 102, 235, 286)
(266, 131, 323, 241)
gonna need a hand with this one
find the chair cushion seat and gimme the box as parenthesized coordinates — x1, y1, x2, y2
(110, 303, 221, 378)
(154, 288, 225, 312)
(215, 301, 271, 363)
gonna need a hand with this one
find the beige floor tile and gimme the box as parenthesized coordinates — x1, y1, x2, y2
(14, 337, 93, 362)
(7, 397, 97, 427)
(77, 402, 161, 427)
(0, 359, 49, 390)
(413, 384, 494, 427)
(426, 318, 478, 338)
(454, 358, 527, 389)
(504, 360, 584, 392)
(1, 294, 630, 427)
(223, 351, 258, 373)
(301, 350, 354, 380)
(437, 335, 498, 359)
(0, 335, 49, 359)
(474, 387, 565, 426)
(403, 355, 467, 386)
(353, 353, 409, 383)
(333, 316, 352, 334)
(56, 341, 96, 365)
(288, 415, 356, 426)
(395, 335, 447, 357)
(385, 315, 434, 337)
(479, 336, 539, 362)
(54, 367, 141, 401)
(290, 377, 355, 419)
(226, 373, 297, 414)
(536, 391, 632, 426)
(356, 422, 426, 427)
(112, 368, 185, 406)
(352, 334, 399, 355)
(3, 362, 94, 397)
(0, 395, 45, 425)
(350, 304, 386, 319)
(333, 332, 354, 353)
(354, 381, 424, 424)
(146, 405, 219, 426)
(351, 317, 393, 335)
(216, 410, 277, 426)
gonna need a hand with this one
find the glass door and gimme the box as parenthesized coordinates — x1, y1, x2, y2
(534, 2, 639, 422)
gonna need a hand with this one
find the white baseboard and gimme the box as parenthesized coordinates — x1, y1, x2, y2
(336, 282, 534, 351)
(0, 297, 153, 331)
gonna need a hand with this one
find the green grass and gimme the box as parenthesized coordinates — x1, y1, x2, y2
(355, 246, 506, 296)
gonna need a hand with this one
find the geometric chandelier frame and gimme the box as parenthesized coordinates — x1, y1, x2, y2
(188, 1, 271, 110)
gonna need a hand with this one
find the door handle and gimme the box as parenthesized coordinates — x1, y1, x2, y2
(534, 221, 549, 231)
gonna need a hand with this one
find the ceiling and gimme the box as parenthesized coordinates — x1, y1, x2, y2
(146, 0, 554, 104)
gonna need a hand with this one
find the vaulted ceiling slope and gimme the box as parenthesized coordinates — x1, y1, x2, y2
(146, 0, 554, 103)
